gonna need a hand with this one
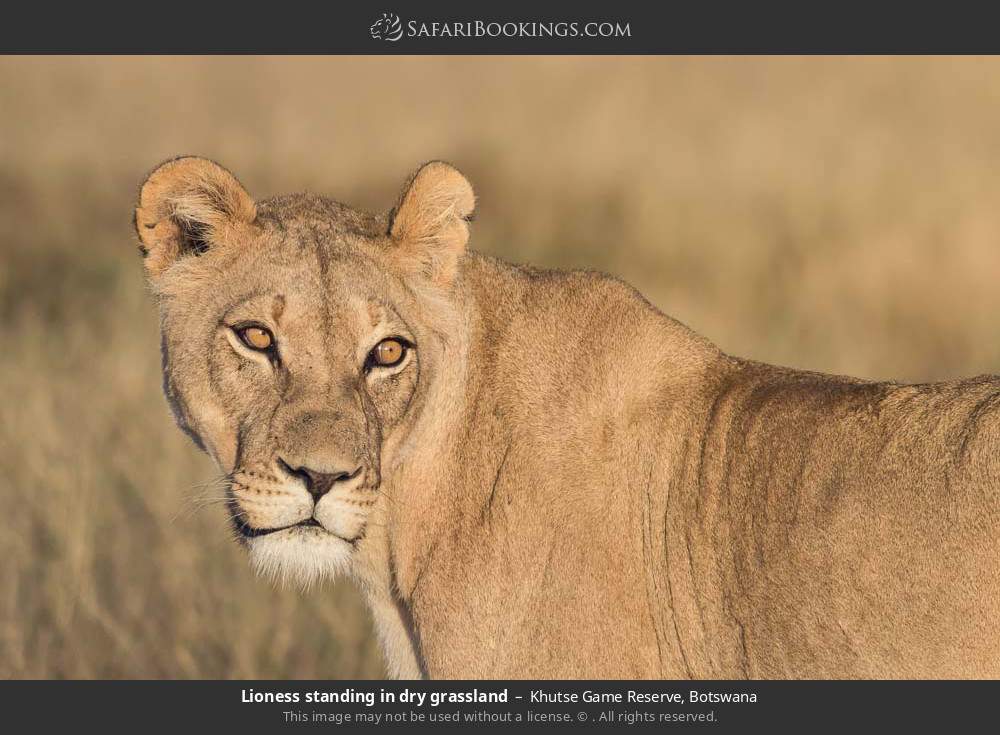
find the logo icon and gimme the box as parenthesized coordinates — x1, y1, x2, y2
(370, 13, 403, 41)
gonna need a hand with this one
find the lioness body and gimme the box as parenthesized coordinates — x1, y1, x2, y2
(134, 157, 1000, 679)
(364, 253, 1000, 678)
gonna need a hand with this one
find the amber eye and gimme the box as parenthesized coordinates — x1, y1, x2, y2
(236, 325, 274, 352)
(368, 338, 407, 369)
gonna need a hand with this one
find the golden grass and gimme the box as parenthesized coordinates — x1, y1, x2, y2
(3, 56, 1000, 678)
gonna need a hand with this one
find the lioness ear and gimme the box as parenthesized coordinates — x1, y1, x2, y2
(134, 156, 256, 279)
(388, 161, 475, 286)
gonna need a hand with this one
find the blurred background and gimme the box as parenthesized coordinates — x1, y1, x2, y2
(4, 56, 1000, 678)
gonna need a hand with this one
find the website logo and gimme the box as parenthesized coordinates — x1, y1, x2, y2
(370, 13, 404, 42)
(369, 15, 631, 43)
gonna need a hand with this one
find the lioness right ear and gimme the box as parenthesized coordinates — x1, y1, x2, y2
(388, 161, 475, 287)
(134, 156, 256, 279)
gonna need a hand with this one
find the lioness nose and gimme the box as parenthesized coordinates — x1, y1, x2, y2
(278, 459, 362, 501)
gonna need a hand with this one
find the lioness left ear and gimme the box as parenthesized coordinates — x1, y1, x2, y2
(388, 161, 475, 286)
(134, 156, 257, 279)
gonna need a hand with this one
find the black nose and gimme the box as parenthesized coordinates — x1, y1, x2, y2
(278, 459, 362, 500)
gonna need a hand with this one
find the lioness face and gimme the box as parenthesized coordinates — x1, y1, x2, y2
(134, 157, 474, 587)
(164, 246, 419, 583)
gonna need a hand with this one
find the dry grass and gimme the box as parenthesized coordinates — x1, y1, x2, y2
(3, 56, 1000, 678)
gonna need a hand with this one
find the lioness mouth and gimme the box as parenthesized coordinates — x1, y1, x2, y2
(236, 517, 323, 539)
(236, 517, 363, 545)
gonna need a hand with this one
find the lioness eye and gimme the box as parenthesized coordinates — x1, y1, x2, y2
(237, 325, 274, 351)
(369, 338, 407, 368)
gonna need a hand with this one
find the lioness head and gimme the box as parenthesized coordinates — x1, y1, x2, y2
(134, 156, 474, 587)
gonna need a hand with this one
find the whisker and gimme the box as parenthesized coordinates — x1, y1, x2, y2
(169, 473, 234, 525)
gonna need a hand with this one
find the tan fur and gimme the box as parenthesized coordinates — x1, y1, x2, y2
(389, 161, 475, 286)
(134, 157, 1000, 679)
(135, 156, 257, 277)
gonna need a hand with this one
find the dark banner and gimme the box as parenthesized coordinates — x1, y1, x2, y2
(1, 680, 996, 731)
(0, 2, 997, 53)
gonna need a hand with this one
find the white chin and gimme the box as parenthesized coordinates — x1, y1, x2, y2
(246, 527, 353, 591)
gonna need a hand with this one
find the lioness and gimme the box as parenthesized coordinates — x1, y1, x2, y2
(134, 156, 1000, 679)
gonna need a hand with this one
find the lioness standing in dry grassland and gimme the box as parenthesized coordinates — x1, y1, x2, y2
(134, 156, 1000, 679)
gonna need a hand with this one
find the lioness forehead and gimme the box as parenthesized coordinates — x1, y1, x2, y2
(255, 193, 387, 243)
